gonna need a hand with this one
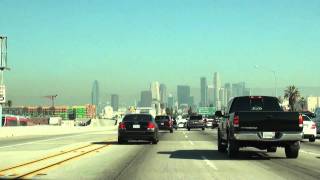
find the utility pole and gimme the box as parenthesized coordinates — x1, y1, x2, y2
(0, 36, 9, 127)
(43, 95, 58, 107)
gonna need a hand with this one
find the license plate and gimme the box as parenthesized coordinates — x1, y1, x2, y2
(133, 124, 140, 129)
(262, 132, 275, 139)
(161, 123, 164, 125)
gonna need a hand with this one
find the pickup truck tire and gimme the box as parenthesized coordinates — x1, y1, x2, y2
(187, 128, 190, 131)
(152, 138, 159, 144)
(227, 138, 239, 158)
(118, 138, 127, 144)
(202, 127, 205, 131)
(285, 141, 300, 158)
(218, 131, 227, 152)
(170, 129, 173, 133)
(309, 137, 316, 142)
(267, 147, 277, 153)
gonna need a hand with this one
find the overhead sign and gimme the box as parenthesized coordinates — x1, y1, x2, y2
(198, 107, 216, 115)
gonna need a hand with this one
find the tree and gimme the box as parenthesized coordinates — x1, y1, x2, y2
(7, 100, 12, 108)
(37, 106, 43, 116)
(298, 97, 307, 111)
(284, 85, 300, 112)
(188, 106, 193, 115)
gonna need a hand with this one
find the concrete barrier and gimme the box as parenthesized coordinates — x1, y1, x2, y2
(0, 119, 117, 138)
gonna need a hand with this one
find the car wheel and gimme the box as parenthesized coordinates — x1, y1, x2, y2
(309, 136, 316, 142)
(202, 127, 205, 131)
(170, 129, 173, 133)
(187, 128, 190, 131)
(118, 137, 125, 144)
(218, 131, 227, 153)
(285, 141, 300, 158)
(227, 137, 239, 158)
(152, 138, 158, 144)
(267, 147, 277, 153)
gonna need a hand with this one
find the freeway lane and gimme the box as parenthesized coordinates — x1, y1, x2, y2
(42, 128, 320, 180)
(0, 127, 319, 179)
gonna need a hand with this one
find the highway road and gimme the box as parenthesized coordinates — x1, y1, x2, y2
(0, 127, 319, 180)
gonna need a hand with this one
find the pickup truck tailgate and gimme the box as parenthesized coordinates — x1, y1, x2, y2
(237, 111, 301, 132)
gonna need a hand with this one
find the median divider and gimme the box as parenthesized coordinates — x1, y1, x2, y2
(0, 119, 117, 138)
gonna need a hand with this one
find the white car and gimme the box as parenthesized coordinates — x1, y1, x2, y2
(302, 115, 317, 142)
(176, 116, 188, 128)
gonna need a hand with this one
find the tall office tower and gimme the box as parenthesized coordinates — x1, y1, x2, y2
(213, 72, 221, 106)
(167, 94, 174, 108)
(140, 91, 152, 107)
(232, 82, 246, 97)
(177, 85, 191, 106)
(159, 83, 167, 104)
(224, 83, 232, 103)
(200, 77, 208, 107)
(219, 88, 225, 107)
(150, 81, 160, 101)
(91, 80, 100, 114)
(111, 94, 119, 111)
(207, 85, 214, 106)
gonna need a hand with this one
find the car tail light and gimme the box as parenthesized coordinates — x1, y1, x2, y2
(147, 122, 155, 130)
(233, 115, 239, 127)
(119, 122, 126, 130)
(298, 114, 303, 128)
(311, 122, 316, 129)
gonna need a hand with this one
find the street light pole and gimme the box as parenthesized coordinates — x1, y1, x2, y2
(255, 65, 277, 97)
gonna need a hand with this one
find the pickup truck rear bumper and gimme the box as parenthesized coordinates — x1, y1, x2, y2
(233, 131, 303, 141)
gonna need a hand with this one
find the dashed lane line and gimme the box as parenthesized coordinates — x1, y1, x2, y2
(201, 156, 218, 170)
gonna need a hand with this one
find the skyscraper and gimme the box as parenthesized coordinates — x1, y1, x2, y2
(159, 84, 167, 104)
(200, 77, 208, 107)
(91, 80, 100, 114)
(177, 85, 190, 106)
(111, 94, 119, 111)
(150, 81, 160, 101)
(140, 91, 152, 107)
(167, 94, 174, 108)
(213, 72, 221, 107)
(213, 72, 221, 104)
(224, 83, 232, 104)
(207, 85, 214, 106)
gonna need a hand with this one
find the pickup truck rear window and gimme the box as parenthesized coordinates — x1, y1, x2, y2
(123, 114, 152, 122)
(230, 97, 282, 113)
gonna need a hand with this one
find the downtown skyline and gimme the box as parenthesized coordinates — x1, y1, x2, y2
(1, 0, 320, 106)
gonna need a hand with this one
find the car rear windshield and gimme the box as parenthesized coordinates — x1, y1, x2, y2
(230, 96, 282, 113)
(190, 115, 202, 120)
(123, 114, 152, 122)
(155, 116, 169, 121)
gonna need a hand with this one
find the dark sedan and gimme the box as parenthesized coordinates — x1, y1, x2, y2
(118, 114, 159, 144)
(155, 115, 173, 133)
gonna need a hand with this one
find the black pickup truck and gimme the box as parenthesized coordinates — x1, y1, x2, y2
(216, 96, 303, 158)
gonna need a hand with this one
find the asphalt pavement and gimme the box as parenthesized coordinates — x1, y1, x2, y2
(0, 128, 319, 180)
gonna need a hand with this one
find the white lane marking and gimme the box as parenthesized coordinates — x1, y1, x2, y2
(201, 156, 218, 170)
(188, 140, 194, 145)
(0, 131, 115, 149)
(185, 135, 188, 138)
(300, 150, 320, 156)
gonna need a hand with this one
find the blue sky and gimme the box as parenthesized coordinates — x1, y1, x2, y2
(1, 0, 320, 105)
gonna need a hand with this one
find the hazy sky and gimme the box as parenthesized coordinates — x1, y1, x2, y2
(1, 0, 320, 106)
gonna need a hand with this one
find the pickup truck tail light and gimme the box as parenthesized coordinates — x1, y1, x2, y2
(298, 114, 303, 128)
(233, 115, 239, 127)
(119, 122, 126, 130)
(311, 122, 316, 129)
(147, 122, 155, 130)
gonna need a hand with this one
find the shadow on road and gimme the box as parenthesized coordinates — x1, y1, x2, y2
(92, 141, 151, 145)
(157, 150, 286, 160)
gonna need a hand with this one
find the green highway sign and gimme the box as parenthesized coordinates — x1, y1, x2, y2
(197, 107, 216, 115)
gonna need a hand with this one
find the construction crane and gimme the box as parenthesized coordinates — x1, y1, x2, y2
(43, 94, 58, 107)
